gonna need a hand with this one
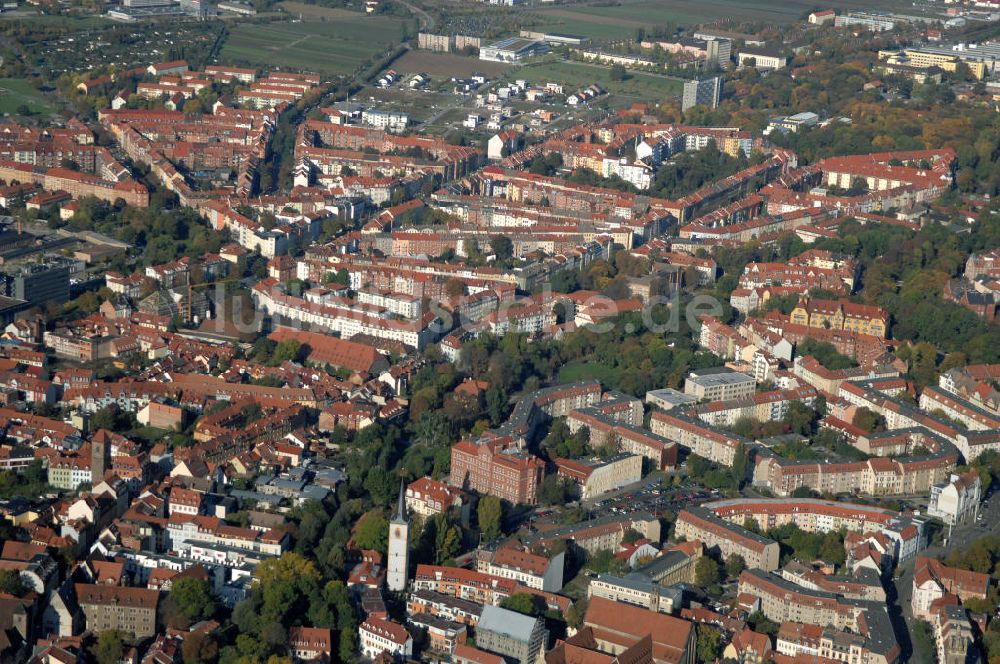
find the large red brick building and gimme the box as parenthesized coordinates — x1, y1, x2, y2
(449, 434, 544, 505)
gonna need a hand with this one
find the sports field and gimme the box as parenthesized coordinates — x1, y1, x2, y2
(0, 79, 54, 115)
(221, 15, 408, 76)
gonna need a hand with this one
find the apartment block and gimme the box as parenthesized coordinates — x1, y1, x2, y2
(676, 507, 780, 571)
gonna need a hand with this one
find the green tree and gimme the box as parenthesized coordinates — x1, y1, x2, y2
(724, 554, 746, 579)
(694, 556, 721, 586)
(852, 407, 886, 433)
(477, 496, 503, 541)
(783, 401, 818, 436)
(181, 632, 218, 664)
(339, 628, 358, 661)
(747, 611, 780, 637)
(0, 569, 26, 596)
(272, 339, 304, 365)
(489, 235, 514, 264)
(566, 597, 588, 629)
(91, 631, 126, 664)
(166, 577, 217, 627)
(911, 620, 936, 664)
(500, 592, 546, 616)
(537, 475, 575, 505)
(353, 511, 389, 551)
(696, 624, 722, 663)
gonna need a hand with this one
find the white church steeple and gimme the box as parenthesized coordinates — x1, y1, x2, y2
(387, 479, 410, 592)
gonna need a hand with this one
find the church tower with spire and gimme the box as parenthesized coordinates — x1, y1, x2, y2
(387, 480, 410, 592)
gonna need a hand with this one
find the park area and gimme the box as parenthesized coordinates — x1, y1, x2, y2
(220, 12, 408, 76)
(0, 79, 54, 116)
(526, 0, 907, 39)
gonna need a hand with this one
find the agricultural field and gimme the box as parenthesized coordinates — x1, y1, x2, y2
(514, 59, 682, 101)
(0, 78, 54, 116)
(391, 50, 512, 80)
(220, 15, 408, 76)
(528, 0, 912, 38)
(277, 2, 367, 20)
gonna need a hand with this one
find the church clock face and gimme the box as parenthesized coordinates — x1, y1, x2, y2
(394, 527, 402, 538)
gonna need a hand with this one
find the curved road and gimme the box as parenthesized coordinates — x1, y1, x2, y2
(396, 0, 434, 31)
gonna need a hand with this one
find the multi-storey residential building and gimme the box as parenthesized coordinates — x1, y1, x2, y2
(75, 584, 160, 638)
(835, 12, 895, 31)
(911, 557, 990, 619)
(789, 298, 889, 338)
(682, 77, 722, 112)
(780, 560, 886, 602)
(704, 498, 925, 564)
(0, 159, 148, 207)
(166, 515, 289, 563)
(676, 508, 780, 571)
(554, 454, 643, 500)
(649, 411, 747, 467)
(738, 569, 861, 630)
(288, 627, 333, 661)
(919, 386, 1000, 431)
(408, 615, 468, 655)
(522, 512, 661, 556)
(877, 47, 989, 80)
(693, 386, 818, 428)
(683, 368, 756, 401)
(413, 565, 518, 606)
(776, 622, 824, 659)
(407, 590, 483, 626)
(405, 477, 465, 517)
(736, 49, 789, 70)
(587, 543, 702, 613)
(359, 617, 413, 659)
(927, 471, 981, 526)
(644, 36, 731, 67)
(48, 452, 92, 490)
(588, 573, 674, 614)
(478, 542, 564, 592)
(753, 449, 956, 498)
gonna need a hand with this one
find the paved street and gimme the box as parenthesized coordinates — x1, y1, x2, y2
(889, 489, 997, 661)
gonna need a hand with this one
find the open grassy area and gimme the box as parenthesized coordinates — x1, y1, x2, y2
(277, 1, 366, 19)
(515, 59, 682, 100)
(557, 360, 621, 384)
(0, 79, 54, 116)
(221, 16, 407, 76)
(0, 12, 110, 29)
(528, 0, 913, 37)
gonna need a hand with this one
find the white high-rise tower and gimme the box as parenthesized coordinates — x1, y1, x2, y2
(387, 480, 410, 592)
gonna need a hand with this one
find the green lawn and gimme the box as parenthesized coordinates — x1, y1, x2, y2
(557, 360, 620, 384)
(514, 60, 682, 100)
(220, 16, 407, 76)
(0, 79, 54, 116)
